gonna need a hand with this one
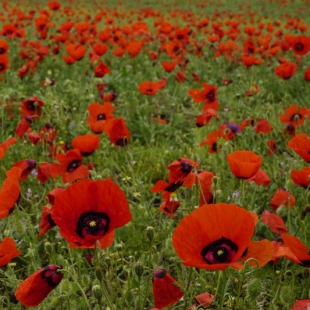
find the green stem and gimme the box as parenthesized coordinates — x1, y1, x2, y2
(184, 267, 194, 308)
(142, 242, 153, 308)
(234, 269, 245, 310)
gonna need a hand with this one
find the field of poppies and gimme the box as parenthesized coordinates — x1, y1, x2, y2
(0, 0, 310, 309)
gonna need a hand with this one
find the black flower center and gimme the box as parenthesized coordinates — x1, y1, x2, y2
(295, 42, 304, 51)
(180, 161, 192, 174)
(0, 48, 5, 54)
(165, 181, 183, 192)
(201, 237, 238, 264)
(66, 160, 81, 172)
(0, 64, 4, 71)
(212, 142, 217, 151)
(41, 265, 63, 287)
(290, 113, 302, 122)
(76, 211, 110, 238)
(206, 90, 215, 102)
(97, 113, 106, 121)
(116, 137, 128, 146)
(152, 269, 166, 280)
(26, 101, 36, 111)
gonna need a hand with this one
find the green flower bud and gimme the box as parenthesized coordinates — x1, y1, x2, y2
(134, 262, 144, 278)
(92, 284, 103, 301)
(246, 278, 262, 299)
(146, 226, 154, 242)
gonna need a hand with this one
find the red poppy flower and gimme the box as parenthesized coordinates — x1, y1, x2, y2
(291, 299, 310, 310)
(227, 150, 262, 179)
(0, 40, 8, 55)
(267, 139, 276, 155)
(304, 67, 310, 81)
(172, 203, 272, 270)
(47, 187, 65, 205)
(12, 159, 36, 181)
(196, 108, 218, 127)
(0, 55, 9, 74)
(167, 157, 199, 188)
(290, 35, 310, 56)
(0, 237, 21, 267)
(200, 129, 225, 153)
(152, 269, 184, 309)
(48, 1, 61, 10)
(94, 62, 111, 78)
(255, 119, 273, 134)
(188, 83, 220, 110)
(244, 169, 270, 187)
(291, 167, 310, 189)
(159, 193, 180, 218)
(50, 149, 89, 184)
(72, 134, 100, 156)
(138, 79, 166, 96)
(126, 40, 143, 57)
(245, 84, 259, 96)
(151, 180, 183, 199)
(66, 44, 86, 61)
(175, 71, 186, 83)
(38, 123, 58, 145)
(104, 118, 130, 146)
(0, 137, 17, 160)
(39, 206, 56, 237)
(0, 167, 22, 219)
(262, 211, 288, 234)
(15, 265, 63, 308)
(240, 55, 263, 68)
(86, 102, 114, 134)
(51, 178, 132, 248)
(281, 234, 310, 267)
(161, 61, 176, 72)
(15, 116, 32, 138)
(194, 292, 215, 308)
(287, 133, 310, 163)
(274, 62, 297, 79)
(270, 188, 295, 211)
(37, 162, 51, 184)
(92, 43, 109, 56)
(280, 105, 310, 127)
(271, 238, 300, 265)
(21, 96, 44, 119)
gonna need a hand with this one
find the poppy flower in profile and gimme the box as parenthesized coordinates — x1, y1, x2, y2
(12, 159, 36, 181)
(262, 211, 288, 234)
(37, 162, 51, 184)
(196, 108, 218, 127)
(274, 62, 297, 79)
(304, 67, 310, 81)
(104, 118, 130, 146)
(72, 134, 100, 157)
(270, 188, 295, 211)
(291, 167, 310, 189)
(159, 193, 180, 218)
(194, 292, 215, 308)
(152, 269, 184, 309)
(280, 105, 310, 127)
(50, 149, 89, 184)
(0, 137, 17, 159)
(66, 44, 86, 61)
(0, 40, 8, 55)
(39, 206, 56, 237)
(287, 134, 310, 163)
(48, 1, 61, 10)
(168, 157, 199, 189)
(161, 61, 176, 72)
(86, 101, 114, 134)
(267, 139, 276, 155)
(227, 150, 262, 179)
(126, 40, 143, 57)
(172, 203, 272, 270)
(21, 96, 44, 119)
(291, 299, 310, 310)
(281, 234, 310, 267)
(151, 180, 183, 199)
(255, 119, 273, 134)
(244, 169, 270, 187)
(0, 237, 21, 267)
(51, 178, 132, 248)
(197, 170, 214, 206)
(200, 129, 225, 153)
(0, 167, 22, 219)
(15, 265, 63, 308)
(94, 62, 111, 78)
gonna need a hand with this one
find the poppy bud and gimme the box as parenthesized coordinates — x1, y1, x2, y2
(134, 262, 144, 277)
(92, 284, 103, 301)
(246, 278, 262, 299)
(146, 226, 154, 241)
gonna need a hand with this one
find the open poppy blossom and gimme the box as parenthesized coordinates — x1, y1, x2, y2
(86, 101, 114, 134)
(94, 62, 111, 78)
(50, 149, 89, 184)
(152, 269, 184, 309)
(72, 134, 100, 157)
(173, 203, 272, 270)
(151, 179, 183, 200)
(104, 118, 130, 146)
(0, 167, 22, 219)
(167, 157, 199, 188)
(262, 211, 288, 234)
(138, 79, 166, 96)
(188, 83, 220, 110)
(200, 129, 225, 153)
(51, 178, 132, 248)
(227, 150, 262, 179)
(291, 167, 310, 189)
(0, 237, 21, 267)
(281, 234, 310, 267)
(280, 105, 310, 127)
(0, 54, 9, 74)
(195, 108, 218, 127)
(287, 133, 310, 163)
(291, 299, 310, 310)
(270, 188, 295, 211)
(0, 40, 8, 55)
(12, 159, 36, 181)
(15, 264, 63, 308)
(21, 96, 44, 119)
